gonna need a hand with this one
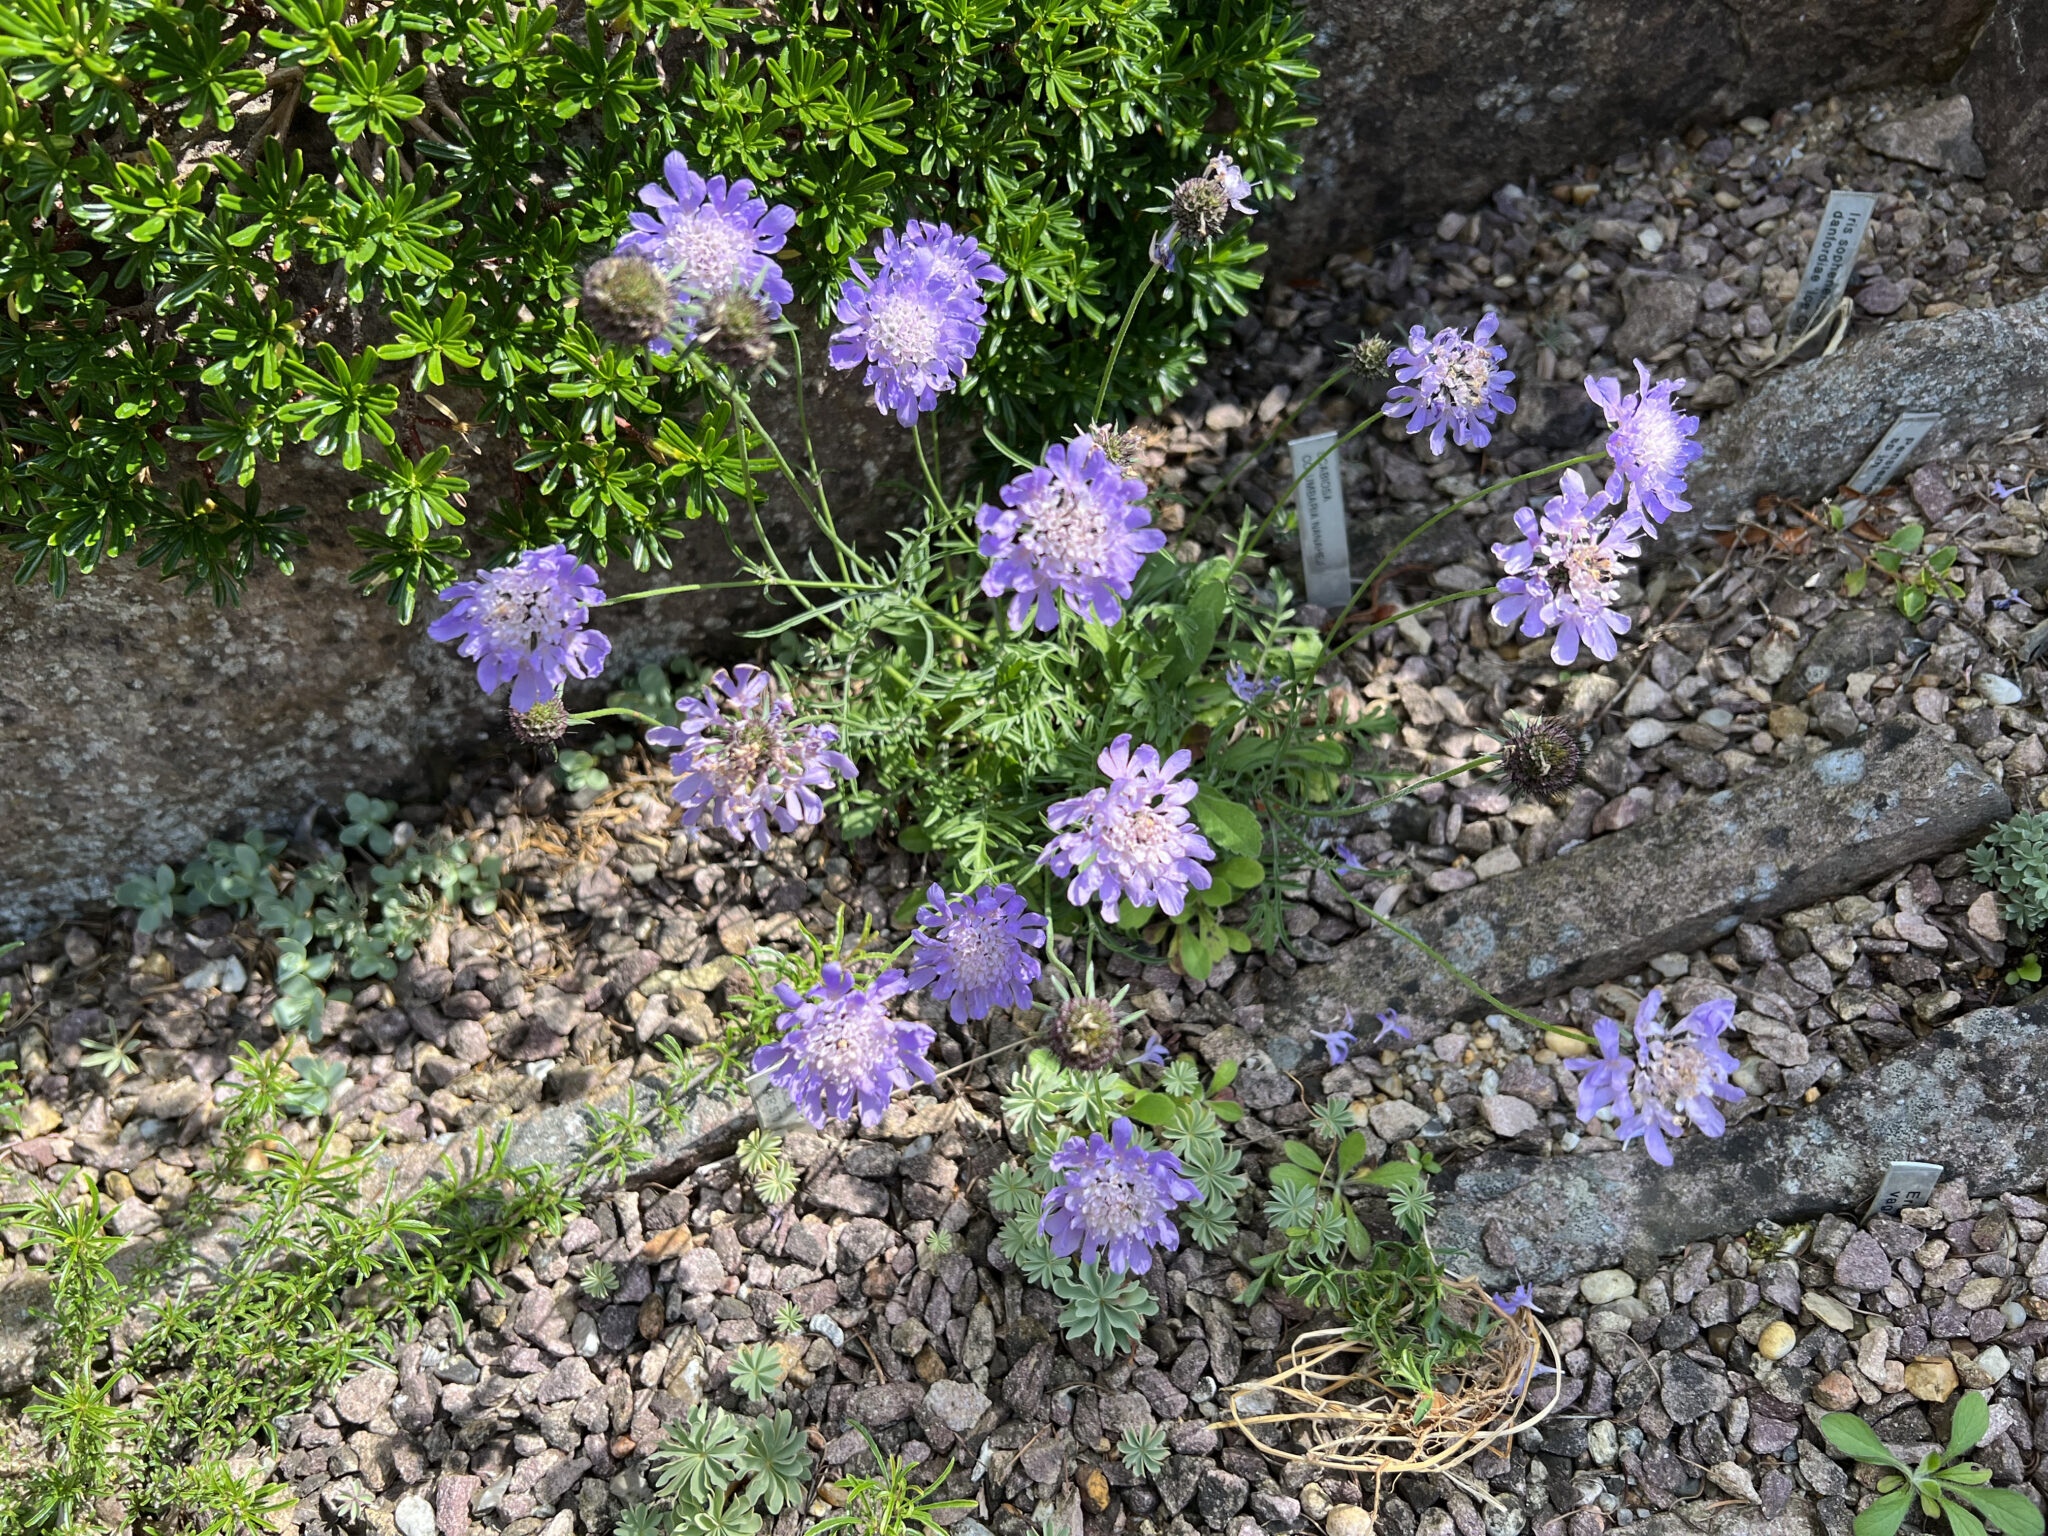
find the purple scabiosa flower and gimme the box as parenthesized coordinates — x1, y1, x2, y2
(1206, 153, 1257, 216)
(1226, 661, 1282, 704)
(1373, 1008, 1410, 1044)
(876, 220, 1005, 302)
(1330, 842, 1367, 874)
(1587, 362, 1702, 528)
(752, 964, 933, 1129)
(1615, 990, 1743, 1166)
(978, 435, 1163, 632)
(1490, 469, 1639, 666)
(1039, 1115, 1201, 1275)
(906, 883, 1047, 1024)
(1039, 735, 1214, 921)
(428, 544, 612, 713)
(829, 246, 987, 426)
(1129, 1035, 1168, 1070)
(613, 152, 796, 353)
(1565, 1014, 1634, 1124)
(648, 664, 856, 849)
(1384, 312, 1516, 454)
(1492, 1283, 1539, 1316)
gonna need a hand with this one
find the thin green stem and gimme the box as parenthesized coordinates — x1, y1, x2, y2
(913, 418, 947, 510)
(604, 577, 863, 604)
(1347, 897, 1594, 1047)
(1326, 588, 1496, 661)
(1187, 365, 1350, 529)
(1090, 264, 1160, 425)
(1278, 755, 1500, 819)
(1224, 414, 1382, 576)
(786, 330, 831, 511)
(571, 707, 667, 729)
(718, 373, 866, 582)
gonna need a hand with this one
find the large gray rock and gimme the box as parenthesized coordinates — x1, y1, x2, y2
(1856, 94, 1987, 178)
(1270, 718, 2007, 1047)
(1957, 0, 2048, 207)
(1438, 1004, 2048, 1284)
(0, 334, 943, 938)
(1683, 293, 2048, 534)
(1272, 0, 1995, 275)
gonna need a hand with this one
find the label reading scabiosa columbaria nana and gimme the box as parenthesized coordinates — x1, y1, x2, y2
(1848, 411, 1943, 495)
(1288, 430, 1352, 611)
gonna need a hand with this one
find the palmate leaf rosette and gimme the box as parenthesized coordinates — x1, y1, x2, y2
(1051, 1259, 1158, 1359)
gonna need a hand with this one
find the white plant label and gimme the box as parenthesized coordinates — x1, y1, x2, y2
(1783, 190, 1879, 341)
(1866, 1159, 1944, 1221)
(1289, 430, 1352, 611)
(1847, 411, 1943, 495)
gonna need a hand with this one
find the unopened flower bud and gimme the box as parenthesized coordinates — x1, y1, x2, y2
(697, 286, 777, 371)
(1169, 175, 1231, 246)
(1347, 335, 1394, 379)
(580, 255, 676, 349)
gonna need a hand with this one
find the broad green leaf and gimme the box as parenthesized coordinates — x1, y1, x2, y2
(1219, 856, 1265, 887)
(1268, 1161, 1317, 1189)
(1209, 1060, 1239, 1091)
(1850, 1486, 1912, 1536)
(1281, 1140, 1322, 1171)
(1941, 1497, 1988, 1536)
(1159, 577, 1226, 689)
(1191, 789, 1263, 857)
(1954, 1485, 2047, 1536)
(896, 824, 934, 852)
(1126, 1093, 1178, 1128)
(1209, 1100, 1243, 1122)
(1336, 1130, 1368, 1176)
(1178, 927, 1213, 981)
(1888, 523, 1927, 553)
(1845, 567, 1869, 597)
(1820, 1412, 1907, 1470)
(1899, 586, 1929, 620)
(1947, 1390, 1990, 1458)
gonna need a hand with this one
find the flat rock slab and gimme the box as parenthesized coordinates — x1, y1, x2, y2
(1438, 1004, 2048, 1285)
(1681, 292, 2048, 536)
(1270, 718, 2007, 1048)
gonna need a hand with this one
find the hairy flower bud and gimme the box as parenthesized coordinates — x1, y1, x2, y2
(697, 287, 778, 371)
(1499, 714, 1583, 800)
(1047, 994, 1121, 1071)
(510, 697, 571, 746)
(1347, 335, 1394, 378)
(1086, 422, 1146, 478)
(581, 255, 675, 348)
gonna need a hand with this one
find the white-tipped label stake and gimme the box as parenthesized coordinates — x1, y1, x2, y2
(1289, 430, 1352, 610)
(1847, 411, 1943, 496)
(1784, 190, 1879, 342)
(1867, 1159, 1944, 1221)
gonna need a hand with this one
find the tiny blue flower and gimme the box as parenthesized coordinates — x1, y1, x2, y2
(1372, 1009, 1410, 1044)
(1311, 1009, 1357, 1065)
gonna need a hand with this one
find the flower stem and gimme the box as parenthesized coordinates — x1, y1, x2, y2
(1224, 414, 1382, 577)
(604, 577, 862, 605)
(1293, 754, 1500, 819)
(1186, 364, 1351, 529)
(571, 706, 667, 729)
(913, 417, 948, 510)
(1347, 897, 1595, 1049)
(1090, 264, 1160, 426)
(1325, 587, 1498, 661)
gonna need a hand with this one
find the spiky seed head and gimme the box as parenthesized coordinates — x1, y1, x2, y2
(1087, 422, 1146, 478)
(1169, 176, 1231, 245)
(1499, 714, 1583, 800)
(581, 255, 675, 348)
(510, 697, 571, 746)
(1047, 994, 1121, 1071)
(1347, 335, 1394, 379)
(698, 287, 777, 371)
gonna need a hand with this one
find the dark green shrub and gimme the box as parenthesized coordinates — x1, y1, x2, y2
(0, 0, 1313, 615)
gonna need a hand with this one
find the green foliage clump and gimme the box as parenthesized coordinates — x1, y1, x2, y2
(806, 1427, 973, 1536)
(1243, 1127, 1491, 1421)
(0, 0, 1313, 616)
(1971, 812, 2048, 936)
(645, 1403, 815, 1536)
(1820, 1390, 2044, 1536)
(0, 1079, 573, 1533)
(114, 811, 502, 1041)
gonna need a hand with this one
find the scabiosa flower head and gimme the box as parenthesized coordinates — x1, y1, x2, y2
(581, 255, 678, 349)
(1312, 1010, 1357, 1065)
(978, 435, 1163, 633)
(429, 544, 612, 713)
(1039, 1116, 1201, 1275)
(829, 246, 986, 426)
(1373, 1009, 1410, 1044)
(906, 883, 1047, 1024)
(1565, 1013, 1634, 1124)
(1086, 422, 1147, 478)
(1039, 735, 1215, 921)
(1490, 469, 1639, 666)
(1385, 312, 1517, 454)
(1206, 153, 1257, 215)
(509, 697, 571, 747)
(614, 152, 795, 352)
(875, 220, 1005, 302)
(752, 965, 932, 1129)
(1042, 961, 1145, 1071)
(1499, 714, 1583, 800)
(1347, 335, 1394, 379)
(1588, 361, 1702, 528)
(1615, 990, 1743, 1166)
(648, 664, 856, 849)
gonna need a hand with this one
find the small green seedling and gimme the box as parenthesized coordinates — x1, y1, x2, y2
(580, 1260, 620, 1301)
(1839, 516, 1963, 621)
(1118, 1423, 1169, 1478)
(280, 1056, 349, 1118)
(2006, 953, 2041, 989)
(1819, 1389, 2045, 1536)
(727, 1342, 786, 1402)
